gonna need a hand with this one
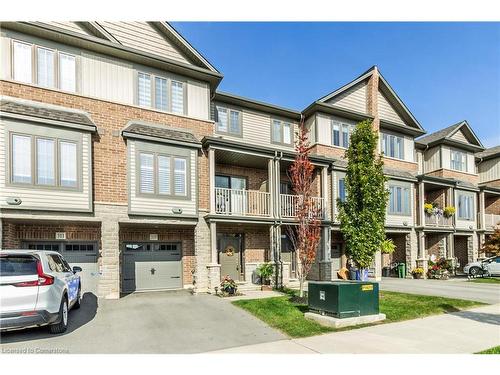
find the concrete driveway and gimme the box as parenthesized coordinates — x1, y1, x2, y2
(380, 277, 500, 304)
(0, 291, 284, 354)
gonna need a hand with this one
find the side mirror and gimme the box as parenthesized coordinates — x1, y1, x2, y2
(73, 266, 83, 273)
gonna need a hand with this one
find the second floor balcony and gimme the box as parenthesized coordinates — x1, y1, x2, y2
(424, 214, 453, 228)
(483, 213, 500, 230)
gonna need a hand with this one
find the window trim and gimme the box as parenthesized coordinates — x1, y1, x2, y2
(7, 131, 82, 192)
(11, 39, 78, 93)
(135, 146, 191, 201)
(270, 118, 294, 146)
(450, 148, 467, 172)
(387, 183, 411, 217)
(331, 120, 354, 149)
(214, 105, 243, 137)
(381, 132, 405, 160)
(456, 191, 474, 221)
(136, 71, 188, 115)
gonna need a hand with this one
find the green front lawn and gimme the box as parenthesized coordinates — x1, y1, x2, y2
(232, 290, 484, 338)
(469, 277, 500, 284)
(476, 346, 500, 354)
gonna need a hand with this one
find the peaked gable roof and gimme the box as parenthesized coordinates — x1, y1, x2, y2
(416, 120, 484, 151)
(476, 145, 500, 161)
(314, 66, 424, 134)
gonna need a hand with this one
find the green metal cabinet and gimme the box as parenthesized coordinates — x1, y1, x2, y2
(308, 281, 379, 318)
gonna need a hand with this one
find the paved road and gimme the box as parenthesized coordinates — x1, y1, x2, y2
(210, 303, 500, 354)
(379, 277, 500, 304)
(0, 291, 284, 354)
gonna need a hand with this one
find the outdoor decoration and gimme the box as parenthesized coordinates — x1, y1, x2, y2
(424, 202, 443, 217)
(256, 262, 274, 291)
(338, 120, 388, 281)
(411, 267, 424, 279)
(287, 119, 322, 298)
(224, 245, 235, 257)
(443, 206, 456, 218)
(220, 275, 238, 296)
(427, 257, 453, 279)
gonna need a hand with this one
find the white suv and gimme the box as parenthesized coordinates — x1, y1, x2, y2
(0, 250, 82, 333)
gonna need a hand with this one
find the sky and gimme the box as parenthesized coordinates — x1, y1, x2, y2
(172, 22, 500, 147)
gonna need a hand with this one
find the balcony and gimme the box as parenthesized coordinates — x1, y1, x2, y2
(215, 188, 271, 217)
(484, 214, 500, 230)
(279, 194, 326, 220)
(424, 214, 453, 227)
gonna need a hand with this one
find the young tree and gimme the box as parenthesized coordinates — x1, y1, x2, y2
(481, 228, 500, 256)
(287, 119, 322, 298)
(337, 120, 388, 279)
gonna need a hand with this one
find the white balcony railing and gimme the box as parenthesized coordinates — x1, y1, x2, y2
(484, 213, 500, 229)
(279, 194, 326, 219)
(424, 214, 453, 227)
(215, 188, 271, 217)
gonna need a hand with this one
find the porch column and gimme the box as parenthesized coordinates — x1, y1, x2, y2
(209, 148, 216, 214)
(321, 166, 329, 220)
(418, 231, 428, 278)
(479, 190, 486, 230)
(447, 233, 454, 259)
(274, 158, 281, 219)
(268, 158, 275, 218)
(331, 172, 336, 221)
(418, 181, 425, 226)
(210, 221, 217, 264)
(448, 186, 455, 227)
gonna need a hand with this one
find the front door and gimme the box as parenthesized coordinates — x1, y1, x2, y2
(218, 235, 242, 281)
(281, 234, 296, 278)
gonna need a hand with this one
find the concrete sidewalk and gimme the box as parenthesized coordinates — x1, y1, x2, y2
(208, 303, 500, 354)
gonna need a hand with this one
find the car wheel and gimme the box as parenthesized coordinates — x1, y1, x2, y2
(73, 287, 82, 310)
(49, 297, 68, 334)
(469, 266, 482, 277)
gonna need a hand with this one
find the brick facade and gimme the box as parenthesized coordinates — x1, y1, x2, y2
(427, 168, 480, 185)
(485, 195, 500, 215)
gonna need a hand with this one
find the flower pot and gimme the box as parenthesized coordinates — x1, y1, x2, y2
(261, 285, 273, 291)
(412, 273, 422, 279)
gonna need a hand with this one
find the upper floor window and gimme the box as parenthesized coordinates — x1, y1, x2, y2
(12, 41, 77, 92)
(138, 151, 188, 197)
(338, 177, 346, 202)
(331, 121, 353, 148)
(381, 133, 404, 159)
(137, 72, 185, 115)
(388, 184, 410, 215)
(457, 192, 474, 220)
(10, 133, 79, 189)
(271, 119, 293, 145)
(215, 106, 242, 136)
(450, 149, 467, 172)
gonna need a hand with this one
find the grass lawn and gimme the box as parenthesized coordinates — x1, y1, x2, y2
(476, 346, 500, 354)
(232, 290, 484, 338)
(469, 277, 500, 284)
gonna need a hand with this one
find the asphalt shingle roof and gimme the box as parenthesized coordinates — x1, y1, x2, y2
(416, 122, 462, 145)
(476, 145, 500, 159)
(122, 122, 200, 145)
(0, 99, 95, 127)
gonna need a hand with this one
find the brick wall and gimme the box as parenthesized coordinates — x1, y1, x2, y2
(426, 188, 447, 208)
(426, 168, 479, 185)
(454, 235, 469, 267)
(1, 81, 214, 210)
(119, 225, 195, 285)
(217, 223, 270, 264)
(426, 233, 446, 258)
(383, 157, 418, 173)
(309, 144, 346, 160)
(215, 164, 269, 191)
(485, 195, 500, 215)
(383, 233, 407, 266)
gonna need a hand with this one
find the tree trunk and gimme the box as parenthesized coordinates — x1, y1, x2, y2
(299, 277, 304, 298)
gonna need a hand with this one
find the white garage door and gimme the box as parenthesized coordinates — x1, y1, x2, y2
(122, 242, 182, 292)
(24, 242, 99, 295)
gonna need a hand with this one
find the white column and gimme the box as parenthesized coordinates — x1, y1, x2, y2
(447, 233, 454, 259)
(274, 158, 280, 218)
(321, 166, 329, 220)
(322, 226, 331, 261)
(479, 190, 486, 230)
(418, 181, 425, 226)
(268, 158, 274, 218)
(209, 148, 215, 214)
(210, 221, 217, 264)
(331, 171, 336, 221)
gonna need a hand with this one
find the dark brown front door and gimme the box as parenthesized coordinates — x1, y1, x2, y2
(219, 234, 242, 281)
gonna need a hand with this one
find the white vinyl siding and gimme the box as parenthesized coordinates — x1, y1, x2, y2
(381, 133, 404, 159)
(388, 184, 410, 216)
(139, 153, 154, 194)
(11, 134, 32, 184)
(450, 149, 467, 171)
(36, 138, 55, 185)
(59, 141, 78, 187)
(325, 82, 367, 114)
(13, 41, 32, 83)
(478, 157, 500, 183)
(378, 90, 406, 125)
(58, 53, 76, 92)
(36, 47, 55, 88)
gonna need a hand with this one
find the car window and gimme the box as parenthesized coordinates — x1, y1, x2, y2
(46, 254, 67, 273)
(0, 255, 38, 276)
(494, 257, 500, 263)
(58, 256, 72, 272)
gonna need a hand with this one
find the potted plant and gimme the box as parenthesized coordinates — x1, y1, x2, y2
(220, 275, 238, 296)
(256, 262, 274, 291)
(424, 203, 434, 215)
(411, 267, 424, 279)
(381, 238, 396, 254)
(443, 206, 456, 218)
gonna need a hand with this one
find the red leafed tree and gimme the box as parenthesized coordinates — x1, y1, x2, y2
(287, 118, 322, 298)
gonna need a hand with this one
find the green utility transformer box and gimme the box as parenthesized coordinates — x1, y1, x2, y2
(308, 281, 379, 318)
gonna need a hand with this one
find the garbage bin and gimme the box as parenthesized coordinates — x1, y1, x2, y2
(382, 267, 390, 277)
(349, 268, 358, 280)
(397, 263, 406, 278)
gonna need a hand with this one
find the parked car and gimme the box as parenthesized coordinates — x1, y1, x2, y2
(463, 255, 500, 277)
(0, 249, 82, 333)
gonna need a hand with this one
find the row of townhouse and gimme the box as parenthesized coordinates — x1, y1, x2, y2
(0, 22, 499, 299)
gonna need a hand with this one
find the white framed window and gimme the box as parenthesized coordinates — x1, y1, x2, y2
(138, 152, 188, 198)
(338, 177, 346, 202)
(457, 193, 474, 220)
(171, 80, 184, 114)
(138, 72, 152, 107)
(381, 133, 404, 159)
(215, 106, 241, 135)
(451, 149, 467, 172)
(271, 119, 293, 145)
(331, 120, 354, 148)
(137, 73, 185, 115)
(13, 41, 32, 83)
(36, 138, 55, 185)
(388, 185, 410, 215)
(58, 53, 76, 92)
(155, 77, 168, 111)
(36, 47, 55, 88)
(10, 133, 79, 189)
(11, 134, 32, 184)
